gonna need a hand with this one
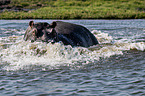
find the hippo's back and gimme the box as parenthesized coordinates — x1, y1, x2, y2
(54, 21, 99, 47)
(54, 21, 87, 34)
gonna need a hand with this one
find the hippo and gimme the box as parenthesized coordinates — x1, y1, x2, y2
(24, 21, 99, 47)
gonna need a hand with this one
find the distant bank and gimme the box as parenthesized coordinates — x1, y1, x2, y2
(0, 0, 145, 19)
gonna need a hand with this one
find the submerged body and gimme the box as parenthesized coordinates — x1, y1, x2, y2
(24, 21, 99, 47)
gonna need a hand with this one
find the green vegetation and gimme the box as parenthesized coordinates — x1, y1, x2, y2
(0, 0, 145, 19)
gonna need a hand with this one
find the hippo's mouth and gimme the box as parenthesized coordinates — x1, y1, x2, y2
(33, 38, 55, 44)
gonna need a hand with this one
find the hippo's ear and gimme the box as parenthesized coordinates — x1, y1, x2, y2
(29, 21, 34, 26)
(49, 22, 57, 28)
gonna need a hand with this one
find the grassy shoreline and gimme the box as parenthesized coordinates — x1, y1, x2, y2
(0, 0, 145, 19)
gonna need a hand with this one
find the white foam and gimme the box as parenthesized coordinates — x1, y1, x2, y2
(0, 28, 25, 35)
(92, 30, 113, 44)
(0, 31, 145, 71)
(114, 42, 145, 51)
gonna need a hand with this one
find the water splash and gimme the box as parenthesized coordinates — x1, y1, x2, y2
(0, 30, 145, 71)
(92, 30, 113, 44)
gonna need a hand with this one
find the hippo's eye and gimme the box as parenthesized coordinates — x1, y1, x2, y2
(46, 25, 50, 29)
(31, 28, 37, 34)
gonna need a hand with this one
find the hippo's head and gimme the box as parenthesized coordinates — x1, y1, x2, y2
(24, 21, 58, 43)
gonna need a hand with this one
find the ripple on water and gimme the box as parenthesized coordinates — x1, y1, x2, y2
(0, 20, 145, 96)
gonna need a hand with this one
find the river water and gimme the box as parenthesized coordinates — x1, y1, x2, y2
(0, 20, 145, 96)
